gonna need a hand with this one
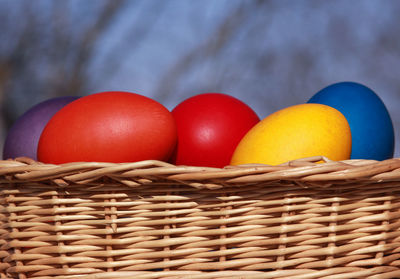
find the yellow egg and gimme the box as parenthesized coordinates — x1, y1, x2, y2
(230, 103, 352, 165)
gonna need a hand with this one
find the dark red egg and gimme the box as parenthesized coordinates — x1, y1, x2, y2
(171, 93, 260, 168)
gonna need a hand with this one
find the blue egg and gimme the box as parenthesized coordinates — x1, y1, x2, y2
(308, 81, 394, 161)
(3, 96, 79, 160)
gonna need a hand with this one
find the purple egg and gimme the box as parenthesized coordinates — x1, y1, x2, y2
(3, 96, 79, 160)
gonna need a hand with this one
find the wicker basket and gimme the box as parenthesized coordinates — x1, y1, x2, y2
(1, 156, 400, 279)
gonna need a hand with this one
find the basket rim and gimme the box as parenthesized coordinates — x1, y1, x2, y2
(0, 156, 400, 189)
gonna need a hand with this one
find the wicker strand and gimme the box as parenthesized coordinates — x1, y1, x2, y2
(1, 157, 400, 278)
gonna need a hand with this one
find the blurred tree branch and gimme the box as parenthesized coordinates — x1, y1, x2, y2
(67, 1, 128, 96)
(155, 1, 272, 103)
(155, 2, 249, 102)
(93, 0, 169, 87)
(0, 0, 131, 129)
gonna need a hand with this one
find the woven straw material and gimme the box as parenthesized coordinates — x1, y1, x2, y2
(1, 156, 400, 278)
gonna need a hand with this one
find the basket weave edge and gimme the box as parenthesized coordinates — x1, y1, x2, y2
(1, 156, 400, 189)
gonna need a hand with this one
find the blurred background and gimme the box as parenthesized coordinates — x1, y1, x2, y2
(1, 0, 400, 157)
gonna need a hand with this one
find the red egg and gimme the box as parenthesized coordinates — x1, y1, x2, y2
(38, 91, 177, 164)
(171, 93, 260, 168)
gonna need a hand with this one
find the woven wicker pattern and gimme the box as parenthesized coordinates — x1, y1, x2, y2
(1, 156, 400, 278)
